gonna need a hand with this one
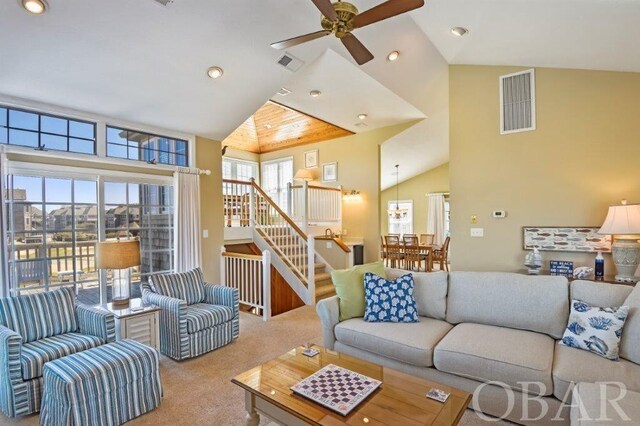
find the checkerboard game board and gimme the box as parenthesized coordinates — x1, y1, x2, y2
(290, 364, 382, 416)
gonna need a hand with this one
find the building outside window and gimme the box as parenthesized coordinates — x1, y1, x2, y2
(0, 105, 96, 154)
(106, 126, 188, 166)
(261, 157, 293, 211)
(4, 173, 174, 304)
(222, 158, 258, 183)
(387, 200, 413, 236)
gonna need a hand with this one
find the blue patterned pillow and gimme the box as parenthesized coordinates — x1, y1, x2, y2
(560, 299, 629, 360)
(363, 273, 418, 323)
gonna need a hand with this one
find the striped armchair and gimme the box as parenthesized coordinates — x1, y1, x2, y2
(0, 287, 115, 418)
(142, 267, 239, 360)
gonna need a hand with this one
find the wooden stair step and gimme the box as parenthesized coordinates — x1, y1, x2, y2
(315, 282, 336, 299)
(314, 272, 332, 283)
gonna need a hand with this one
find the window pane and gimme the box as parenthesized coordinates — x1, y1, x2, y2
(69, 120, 93, 139)
(12, 259, 47, 290)
(0, 107, 7, 127)
(10, 202, 43, 231)
(12, 176, 42, 202)
(41, 115, 67, 135)
(45, 178, 72, 203)
(9, 110, 38, 130)
(0, 128, 7, 144)
(74, 180, 97, 203)
(9, 129, 38, 147)
(107, 143, 127, 158)
(107, 127, 187, 166)
(128, 183, 140, 203)
(104, 182, 127, 204)
(46, 204, 73, 232)
(176, 140, 187, 155)
(128, 146, 140, 160)
(176, 154, 187, 166)
(107, 126, 126, 144)
(41, 134, 67, 151)
(69, 138, 94, 154)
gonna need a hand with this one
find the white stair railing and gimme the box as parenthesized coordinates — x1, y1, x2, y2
(287, 181, 342, 230)
(249, 179, 315, 301)
(220, 248, 271, 321)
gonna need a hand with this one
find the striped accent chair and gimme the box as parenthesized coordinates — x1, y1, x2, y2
(0, 287, 115, 418)
(40, 339, 162, 425)
(142, 267, 239, 360)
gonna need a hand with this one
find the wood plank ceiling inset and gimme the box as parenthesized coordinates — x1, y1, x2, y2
(222, 101, 353, 154)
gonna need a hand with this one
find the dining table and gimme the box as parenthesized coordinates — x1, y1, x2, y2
(382, 243, 440, 272)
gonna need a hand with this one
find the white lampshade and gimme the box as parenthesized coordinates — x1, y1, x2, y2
(293, 169, 314, 181)
(598, 203, 640, 235)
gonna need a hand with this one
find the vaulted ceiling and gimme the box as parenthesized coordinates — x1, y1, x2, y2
(223, 101, 352, 154)
(1, 0, 639, 188)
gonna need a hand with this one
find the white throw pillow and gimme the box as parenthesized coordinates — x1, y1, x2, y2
(560, 299, 629, 361)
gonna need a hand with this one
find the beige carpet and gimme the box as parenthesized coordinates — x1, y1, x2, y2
(1, 306, 510, 426)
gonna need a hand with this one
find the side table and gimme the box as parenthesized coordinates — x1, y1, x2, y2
(100, 298, 160, 350)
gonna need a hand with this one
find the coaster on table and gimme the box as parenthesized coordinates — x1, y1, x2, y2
(426, 388, 450, 403)
(302, 348, 319, 357)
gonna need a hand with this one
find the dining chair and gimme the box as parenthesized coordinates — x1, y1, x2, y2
(403, 235, 422, 271)
(419, 233, 435, 245)
(432, 236, 451, 271)
(380, 236, 388, 265)
(384, 235, 403, 269)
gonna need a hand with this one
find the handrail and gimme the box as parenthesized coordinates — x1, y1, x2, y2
(251, 180, 308, 241)
(290, 184, 341, 192)
(315, 236, 351, 253)
(223, 178, 253, 185)
(221, 252, 263, 261)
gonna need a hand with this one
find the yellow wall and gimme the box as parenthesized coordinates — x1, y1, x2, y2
(223, 147, 260, 163)
(196, 136, 224, 282)
(259, 123, 412, 263)
(450, 65, 640, 273)
(380, 163, 449, 236)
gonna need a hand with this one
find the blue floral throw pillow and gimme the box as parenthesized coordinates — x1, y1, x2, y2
(560, 299, 629, 360)
(363, 272, 418, 323)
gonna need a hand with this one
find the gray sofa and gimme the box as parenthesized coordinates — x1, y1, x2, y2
(316, 270, 640, 425)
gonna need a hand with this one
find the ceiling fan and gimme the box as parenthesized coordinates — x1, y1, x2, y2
(270, 0, 425, 65)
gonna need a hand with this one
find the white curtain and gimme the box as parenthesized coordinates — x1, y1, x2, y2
(427, 193, 446, 246)
(174, 168, 202, 272)
(0, 148, 7, 297)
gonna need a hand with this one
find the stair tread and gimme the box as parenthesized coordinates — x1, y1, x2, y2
(314, 272, 332, 282)
(316, 283, 336, 297)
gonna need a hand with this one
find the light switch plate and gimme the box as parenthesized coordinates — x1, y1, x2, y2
(326, 242, 333, 249)
(202, 229, 209, 238)
(470, 228, 484, 237)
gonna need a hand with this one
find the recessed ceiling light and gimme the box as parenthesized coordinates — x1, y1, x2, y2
(309, 90, 321, 98)
(206, 66, 224, 79)
(387, 51, 400, 61)
(265, 124, 272, 129)
(358, 114, 367, 120)
(21, 0, 47, 14)
(451, 27, 469, 37)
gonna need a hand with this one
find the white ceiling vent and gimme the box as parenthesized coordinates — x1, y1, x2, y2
(277, 87, 291, 96)
(500, 69, 536, 135)
(277, 53, 304, 72)
(151, 0, 174, 6)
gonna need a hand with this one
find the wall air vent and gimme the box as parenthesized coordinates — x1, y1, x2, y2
(276, 53, 304, 72)
(277, 87, 291, 96)
(500, 69, 536, 134)
(151, 0, 174, 6)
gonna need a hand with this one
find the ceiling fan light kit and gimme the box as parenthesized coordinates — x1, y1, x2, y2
(271, 0, 425, 66)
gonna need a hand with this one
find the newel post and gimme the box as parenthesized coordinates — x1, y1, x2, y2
(262, 250, 271, 321)
(307, 235, 316, 305)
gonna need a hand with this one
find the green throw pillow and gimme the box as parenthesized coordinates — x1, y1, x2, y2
(331, 261, 386, 321)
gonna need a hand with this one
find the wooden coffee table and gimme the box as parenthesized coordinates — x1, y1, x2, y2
(232, 345, 471, 425)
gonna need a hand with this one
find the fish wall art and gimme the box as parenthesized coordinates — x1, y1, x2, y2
(523, 227, 612, 253)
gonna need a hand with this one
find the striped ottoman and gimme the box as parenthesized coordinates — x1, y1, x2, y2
(39, 339, 162, 426)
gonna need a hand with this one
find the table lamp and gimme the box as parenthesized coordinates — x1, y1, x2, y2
(597, 199, 640, 282)
(97, 240, 141, 307)
(293, 169, 314, 182)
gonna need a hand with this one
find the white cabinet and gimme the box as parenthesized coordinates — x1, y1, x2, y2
(101, 298, 160, 350)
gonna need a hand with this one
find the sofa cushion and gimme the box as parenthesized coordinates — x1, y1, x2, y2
(363, 273, 418, 323)
(553, 343, 640, 403)
(151, 268, 205, 305)
(433, 323, 555, 396)
(571, 280, 632, 307)
(332, 262, 386, 321)
(620, 285, 640, 364)
(21, 332, 104, 380)
(446, 272, 569, 339)
(571, 382, 640, 425)
(334, 317, 452, 367)
(560, 299, 629, 360)
(0, 287, 77, 343)
(386, 269, 448, 320)
(184, 303, 234, 334)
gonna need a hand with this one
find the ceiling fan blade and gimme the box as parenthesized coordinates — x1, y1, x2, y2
(270, 30, 331, 50)
(340, 33, 374, 65)
(353, 0, 425, 29)
(311, 0, 338, 21)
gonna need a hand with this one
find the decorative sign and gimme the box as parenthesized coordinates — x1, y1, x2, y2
(523, 227, 611, 253)
(550, 260, 574, 277)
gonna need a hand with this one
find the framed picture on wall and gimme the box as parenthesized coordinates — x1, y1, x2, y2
(322, 162, 338, 182)
(304, 149, 318, 169)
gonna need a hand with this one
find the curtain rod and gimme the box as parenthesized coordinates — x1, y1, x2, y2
(426, 192, 450, 196)
(175, 167, 211, 176)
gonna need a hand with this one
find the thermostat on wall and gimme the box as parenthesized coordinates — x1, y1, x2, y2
(492, 210, 507, 218)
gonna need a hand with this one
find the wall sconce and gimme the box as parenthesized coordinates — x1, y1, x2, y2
(343, 190, 361, 201)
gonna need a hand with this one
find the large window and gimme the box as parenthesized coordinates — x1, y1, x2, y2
(107, 126, 188, 166)
(261, 158, 292, 211)
(388, 200, 413, 236)
(4, 173, 174, 304)
(0, 105, 96, 154)
(222, 158, 258, 183)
